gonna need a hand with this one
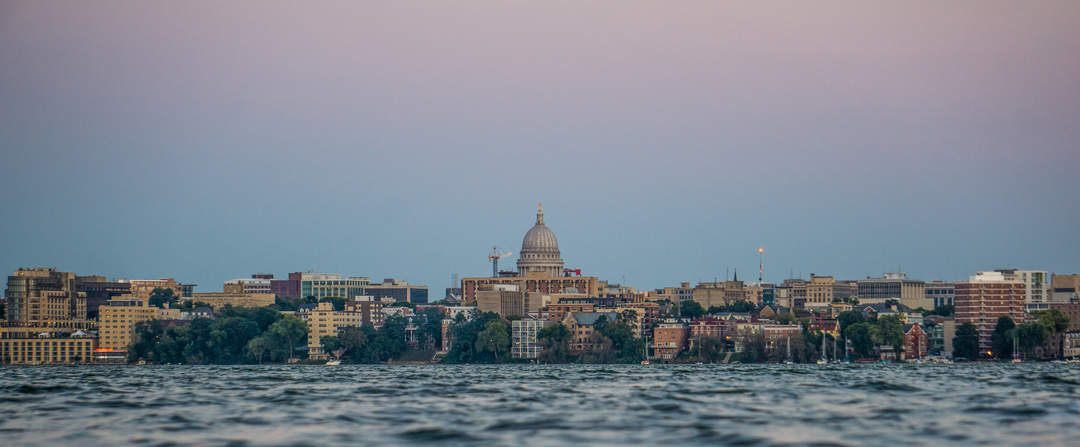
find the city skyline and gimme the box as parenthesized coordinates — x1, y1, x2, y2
(2, 1, 1078, 292)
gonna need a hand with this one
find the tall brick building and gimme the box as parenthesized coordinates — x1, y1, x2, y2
(954, 271, 1027, 354)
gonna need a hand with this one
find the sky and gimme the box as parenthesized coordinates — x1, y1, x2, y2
(1, 1, 1078, 293)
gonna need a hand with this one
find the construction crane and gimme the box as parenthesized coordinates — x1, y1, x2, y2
(488, 246, 512, 278)
(563, 268, 582, 277)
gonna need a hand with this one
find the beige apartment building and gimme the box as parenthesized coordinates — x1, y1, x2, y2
(98, 296, 157, 350)
(5, 267, 89, 328)
(691, 281, 746, 309)
(805, 275, 856, 308)
(190, 292, 275, 310)
(301, 301, 365, 360)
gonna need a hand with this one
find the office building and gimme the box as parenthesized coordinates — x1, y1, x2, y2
(365, 278, 429, 304)
(271, 273, 301, 299)
(120, 278, 183, 301)
(806, 274, 856, 308)
(857, 272, 928, 309)
(299, 273, 369, 299)
(925, 281, 955, 308)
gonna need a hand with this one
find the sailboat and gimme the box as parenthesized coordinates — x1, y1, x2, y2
(784, 335, 794, 365)
(1012, 334, 1022, 364)
(640, 332, 651, 365)
(816, 333, 828, 365)
(842, 337, 851, 364)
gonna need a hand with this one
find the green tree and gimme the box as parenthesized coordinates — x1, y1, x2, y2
(475, 320, 510, 362)
(443, 312, 504, 363)
(695, 336, 726, 363)
(991, 316, 1016, 359)
(1036, 309, 1070, 336)
(845, 322, 876, 359)
(928, 304, 954, 317)
(537, 324, 574, 363)
(388, 301, 417, 309)
(680, 301, 706, 319)
(599, 321, 645, 363)
(1013, 323, 1047, 360)
(148, 288, 178, 309)
(953, 322, 980, 360)
(836, 311, 865, 332)
(266, 315, 308, 361)
(247, 336, 270, 364)
(871, 315, 905, 348)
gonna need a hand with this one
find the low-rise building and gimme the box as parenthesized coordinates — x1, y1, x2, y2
(563, 312, 618, 352)
(925, 281, 956, 308)
(224, 276, 273, 294)
(653, 318, 688, 360)
(0, 328, 96, 364)
(365, 278, 429, 304)
(121, 278, 183, 301)
(190, 292, 275, 310)
(902, 324, 928, 361)
(301, 301, 366, 360)
(857, 272, 929, 310)
(1051, 274, 1080, 305)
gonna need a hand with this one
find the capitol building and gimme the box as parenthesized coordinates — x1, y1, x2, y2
(516, 204, 564, 276)
(459, 205, 600, 304)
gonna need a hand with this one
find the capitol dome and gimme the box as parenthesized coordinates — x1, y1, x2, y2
(517, 204, 565, 276)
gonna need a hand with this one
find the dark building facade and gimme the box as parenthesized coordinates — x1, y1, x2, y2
(270, 272, 301, 298)
(75, 276, 131, 320)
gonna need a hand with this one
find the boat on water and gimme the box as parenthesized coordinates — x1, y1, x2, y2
(1012, 334, 1022, 364)
(326, 359, 341, 366)
(641, 333, 650, 365)
(816, 332, 828, 365)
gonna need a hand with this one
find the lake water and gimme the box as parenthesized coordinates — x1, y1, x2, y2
(2, 363, 1078, 446)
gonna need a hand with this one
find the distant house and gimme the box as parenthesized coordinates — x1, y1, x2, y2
(902, 324, 928, 361)
(562, 312, 618, 352)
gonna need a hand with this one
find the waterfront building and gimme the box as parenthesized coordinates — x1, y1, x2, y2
(1051, 274, 1079, 305)
(858, 273, 929, 310)
(805, 274, 856, 309)
(902, 324, 928, 361)
(301, 301, 365, 360)
(299, 273, 369, 300)
(365, 278, 429, 304)
(98, 296, 156, 350)
(5, 267, 89, 328)
(121, 278, 183, 301)
(190, 292, 275, 310)
(563, 312, 618, 352)
(954, 271, 1027, 354)
(1064, 332, 1080, 359)
(923, 315, 956, 356)
(511, 317, 553, 359)
(925, 281, 955, 308)
(653, 318, 688, 360)
(689, 317, 728, 347)
(224, 275, 273, 294)
(75, 275, 131, 320)
(0, 329, 96, 364)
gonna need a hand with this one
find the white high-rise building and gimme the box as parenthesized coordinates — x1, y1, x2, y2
(991, 269, 1050, 312)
